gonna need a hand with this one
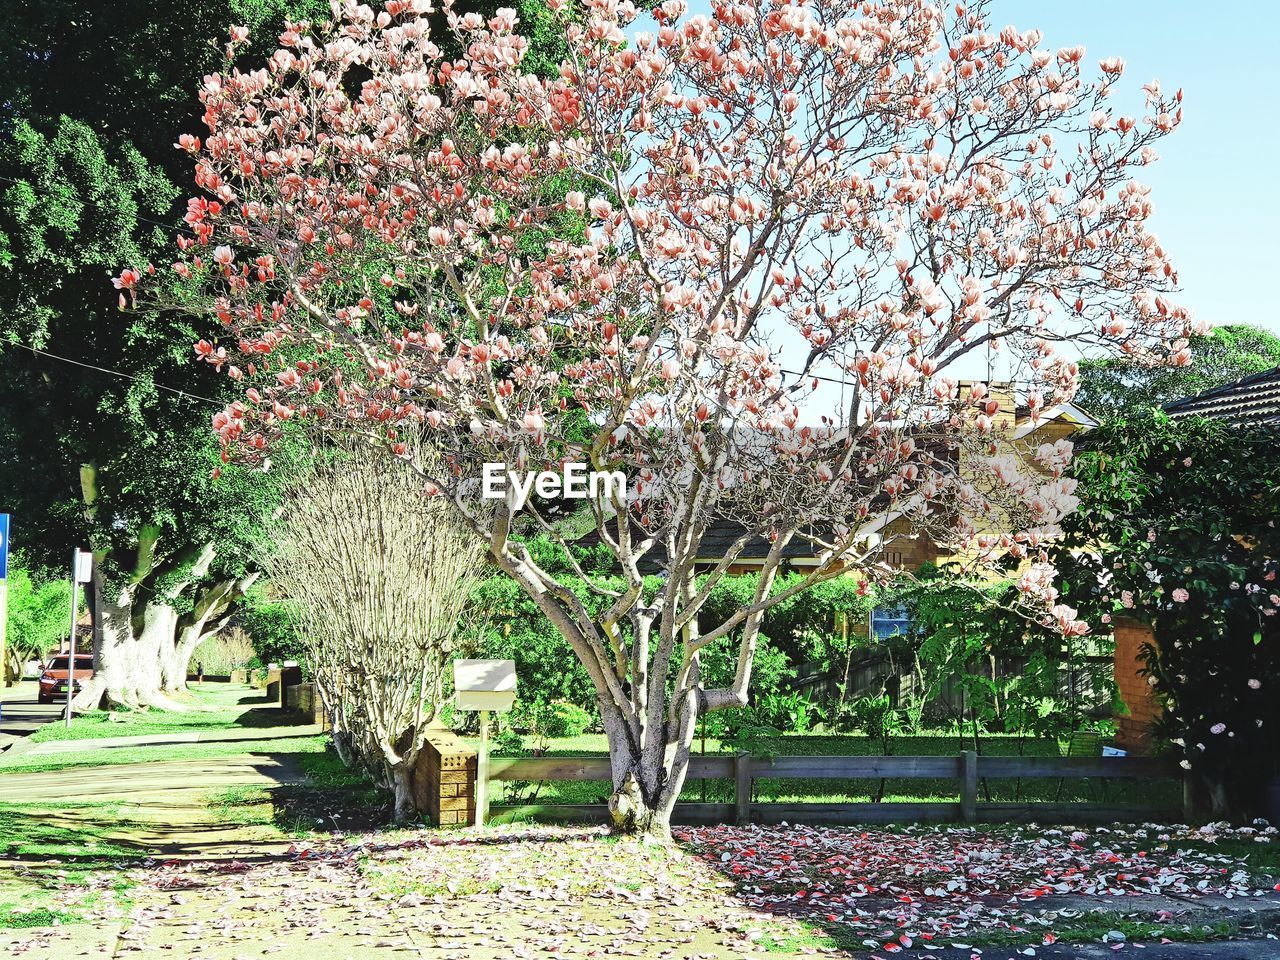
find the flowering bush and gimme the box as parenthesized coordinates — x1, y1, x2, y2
(1051, 413, 1280, 818)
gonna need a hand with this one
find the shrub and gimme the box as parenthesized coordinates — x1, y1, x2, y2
(192, 626, 256, 675)
(1052, 413, 1280, 819)
(237, 584, 305, 667)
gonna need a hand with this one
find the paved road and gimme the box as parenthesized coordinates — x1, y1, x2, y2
(0, 678, 65, 751)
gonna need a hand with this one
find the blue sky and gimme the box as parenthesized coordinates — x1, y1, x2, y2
(986, 1, 1279, 336)
(663, 0, 1279, 341)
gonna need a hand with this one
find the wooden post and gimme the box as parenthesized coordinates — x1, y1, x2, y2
(1182, 770, 1196, 824)
(0, 577, 9, 687)
(734, 752, 752, 825)
(475, 709, 490, 828)
(64, 551, 81, 728)
(960, 750, 977, 823)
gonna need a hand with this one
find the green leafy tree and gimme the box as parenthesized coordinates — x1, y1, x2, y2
(3, 560, 74, 679)
(1051, 413, 1280, 819)
(1076, 324, 1280, 421)
(0, 1, 336, 709)
(0, 0, 562, 709)
(901, 570, 1109, 754)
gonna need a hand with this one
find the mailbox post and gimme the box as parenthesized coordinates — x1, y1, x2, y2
(65, 549, 93, 727)
(452, 659, 516, 828)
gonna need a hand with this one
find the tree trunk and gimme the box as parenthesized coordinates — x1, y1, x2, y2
(72, 572, 188, 712)
(601, 697, 696, 841)
(390, 762, 416, 825)
(164, 574, 259, 694)
(162, 622, 195, 693)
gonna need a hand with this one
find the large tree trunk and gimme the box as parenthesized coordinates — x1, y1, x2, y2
(163, 574, 259, 694)
(161, 621, 194, 693)
(601, 690, 698, 840)
(72, 571, 188, 711)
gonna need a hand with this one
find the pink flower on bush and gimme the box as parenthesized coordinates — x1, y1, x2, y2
(1210, 723, 1227, 735)
(1171, 588, 1189, 603)
(1121, 590, 1135, 608)
(1248, 679, 1262, 690)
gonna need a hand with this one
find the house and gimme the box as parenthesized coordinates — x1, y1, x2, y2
(1163, 365, 1280, 425)
(572, 381, 1102, 665)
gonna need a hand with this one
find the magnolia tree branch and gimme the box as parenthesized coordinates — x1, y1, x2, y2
(125, 0, 1194, 834)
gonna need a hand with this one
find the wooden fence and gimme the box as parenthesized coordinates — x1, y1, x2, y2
(487, 753, 1186, 826)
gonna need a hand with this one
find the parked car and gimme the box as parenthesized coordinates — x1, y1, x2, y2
(38, 654, 94, 704)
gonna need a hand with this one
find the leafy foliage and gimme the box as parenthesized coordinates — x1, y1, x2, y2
(901, 569, 1112, 750)
(3, 560, 73, 670)
(1051, 412, 1280, 816)
(236, 584, 304, 668)
(0, 1, 331, 578)
(1076, 324, 1280, 422)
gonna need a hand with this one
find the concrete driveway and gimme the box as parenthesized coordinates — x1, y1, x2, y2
(0, 679, 65, 751)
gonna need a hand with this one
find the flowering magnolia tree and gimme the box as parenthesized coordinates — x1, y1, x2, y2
(121, 0, 1197, 833)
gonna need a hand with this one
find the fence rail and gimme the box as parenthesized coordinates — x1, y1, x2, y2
(488, 752, 1186, 827)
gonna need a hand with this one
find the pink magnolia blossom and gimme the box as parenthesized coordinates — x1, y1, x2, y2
(120, 0, 1195, 829)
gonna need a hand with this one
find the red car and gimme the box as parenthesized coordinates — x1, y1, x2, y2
(38, 654, 94, 704)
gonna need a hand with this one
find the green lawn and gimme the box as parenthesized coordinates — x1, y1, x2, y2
(0, 799, 139, 930)
(29, 684, 282, 743)
(0, 733, 332, 775)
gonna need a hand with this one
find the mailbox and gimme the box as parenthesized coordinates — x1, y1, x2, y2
(453, 659, 517, 713)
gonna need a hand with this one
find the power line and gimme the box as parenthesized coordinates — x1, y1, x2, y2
(1, 340, 222, 406)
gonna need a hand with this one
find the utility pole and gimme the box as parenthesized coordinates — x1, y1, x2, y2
(0, 515, 10, 688)
(65, 548, 92, 727)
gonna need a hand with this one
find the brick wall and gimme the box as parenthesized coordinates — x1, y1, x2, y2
(1113, 618, 1161, 753)
(881, 516, 940, 570)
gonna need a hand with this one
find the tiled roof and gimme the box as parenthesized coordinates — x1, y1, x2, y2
(1163, 366, 1280, 426)
(573, 518, 827, 572)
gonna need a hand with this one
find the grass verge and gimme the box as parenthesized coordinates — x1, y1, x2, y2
(29, 684, 294, 744)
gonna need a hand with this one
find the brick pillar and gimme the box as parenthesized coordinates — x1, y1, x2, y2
(277, 663, 302, 707)
(1113, 618, 1161, 753)
(412, 729, 477, 826)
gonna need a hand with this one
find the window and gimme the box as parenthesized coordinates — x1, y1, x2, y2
(870, 605, 913, 641)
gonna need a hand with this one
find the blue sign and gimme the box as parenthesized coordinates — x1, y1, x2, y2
(0, 513, 8, 580)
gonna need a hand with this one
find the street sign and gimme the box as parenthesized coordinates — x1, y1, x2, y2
(73, 548, 92, 584)
(0, 513, 10, 580)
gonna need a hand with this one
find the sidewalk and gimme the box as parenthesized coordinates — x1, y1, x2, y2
(15, 721, 322, 756)
(0, 679, 63, 752)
